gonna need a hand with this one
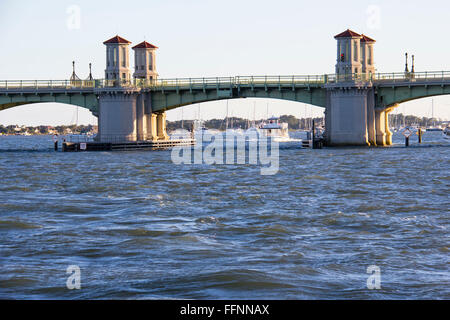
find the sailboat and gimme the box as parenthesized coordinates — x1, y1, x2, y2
(169, 107, 191, 139)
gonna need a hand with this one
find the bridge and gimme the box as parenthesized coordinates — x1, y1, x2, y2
(1, 30, 449, 146)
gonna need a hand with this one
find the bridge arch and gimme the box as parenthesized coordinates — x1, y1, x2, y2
(0, 93, 99, 115)
(150, 86, 327, 113)
(377, 83, 450, 109)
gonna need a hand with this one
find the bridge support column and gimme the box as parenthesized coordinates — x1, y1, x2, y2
(98, 93, 138, 143)
(325, 87, 370, 146)
(375, 109, 387, 146)
(384, 105, 397, 146)
(146, 113, 157, 141)
(367, 88, 377, 146)
(156, 112, 169, 141)
(136, 95, 147, 141)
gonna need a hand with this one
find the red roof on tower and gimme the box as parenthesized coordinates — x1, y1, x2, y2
(103, 35, 132, 45)
(132, 41, 158, 49)
(361, 34, 376, 43)
(334, 29, 361, 39)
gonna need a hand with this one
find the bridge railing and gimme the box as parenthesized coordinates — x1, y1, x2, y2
(0, 80, 98, 90)
(373, 71, 450, 83)
(2, 71, 450, 91)
(141, 75, 328, 89)
(140, 77, 235, 89)
(235, 75, 327, 85)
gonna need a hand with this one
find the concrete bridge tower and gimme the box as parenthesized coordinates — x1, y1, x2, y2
(96, 36, 169, 143)
(132, 41, 168, 141)
(97, 35, 139, 142)
(104, 35, 132, 85)
(325, 29, 376, 146)
(132, 41, 159, 81)
(360, 35, 376, 77)
(335, 29, 363, 78)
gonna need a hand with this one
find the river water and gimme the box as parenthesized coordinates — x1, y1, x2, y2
(0, 132, 448, 299)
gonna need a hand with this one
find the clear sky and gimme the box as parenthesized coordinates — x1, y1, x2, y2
(1, 0, 449, 126)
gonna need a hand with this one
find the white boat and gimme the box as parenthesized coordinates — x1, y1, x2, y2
(193, 120, 222, 140)
(258, 117, 291, 142)
(170, 128, 191, 140)
(443, 127, 450, 139)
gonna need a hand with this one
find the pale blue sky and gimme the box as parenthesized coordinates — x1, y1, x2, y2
(1, 0, 449, 126)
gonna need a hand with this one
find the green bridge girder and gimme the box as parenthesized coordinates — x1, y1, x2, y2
(375, 82, 450, 109)
(0, 92, 99, 115)
(149, 85, 327, 112)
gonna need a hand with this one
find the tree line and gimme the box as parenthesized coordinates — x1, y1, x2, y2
(167, 115, 326, 131)
(0, 124, 97, 135)
(167, 113, 447, 132)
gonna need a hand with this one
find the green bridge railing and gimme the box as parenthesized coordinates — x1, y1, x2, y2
(1, 71, 450, 91)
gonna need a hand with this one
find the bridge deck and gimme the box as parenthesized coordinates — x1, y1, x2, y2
(1, 71, 450, 93)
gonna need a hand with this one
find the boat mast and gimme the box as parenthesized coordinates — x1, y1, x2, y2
(181, 107, 184, 130)
(225, 100, 229, 130)
(253, 101, 256, 127)
(231, 110, 234, 128)
(432, 99, 435, 127)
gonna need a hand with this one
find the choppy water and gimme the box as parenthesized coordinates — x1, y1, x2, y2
(0, 132, 449, 299)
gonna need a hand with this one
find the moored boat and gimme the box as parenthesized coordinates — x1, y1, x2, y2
(443, 127, 450, 139)
(258, 117, 291, 142)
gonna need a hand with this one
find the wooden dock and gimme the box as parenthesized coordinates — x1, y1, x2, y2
(62, 139, 196, 152)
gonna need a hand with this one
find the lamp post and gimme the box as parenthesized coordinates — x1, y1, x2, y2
(405, 53, 409, 73)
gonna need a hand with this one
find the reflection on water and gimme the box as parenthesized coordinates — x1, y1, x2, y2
(0, 133, 448, 299)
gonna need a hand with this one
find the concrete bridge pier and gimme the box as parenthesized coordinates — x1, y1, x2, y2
(325, 87, 370, 146)
(374, 105, 396, 146)
(156, 112, 169, 141)
(96, 91, 170, 143)
(367, 88, 377, 146)
(98, 92, 138, 142)
(136, 95, 147, 141)
(324, 86, 397, 147)
(375, 109, 387, 146)
(141, 92, 157, 141)
(384, 105, 397, 146)
(146, 113, 158, 141)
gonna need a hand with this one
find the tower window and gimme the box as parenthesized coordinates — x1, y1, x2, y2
(354, 41, 358, 62)
(122, 47, 126, 67)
